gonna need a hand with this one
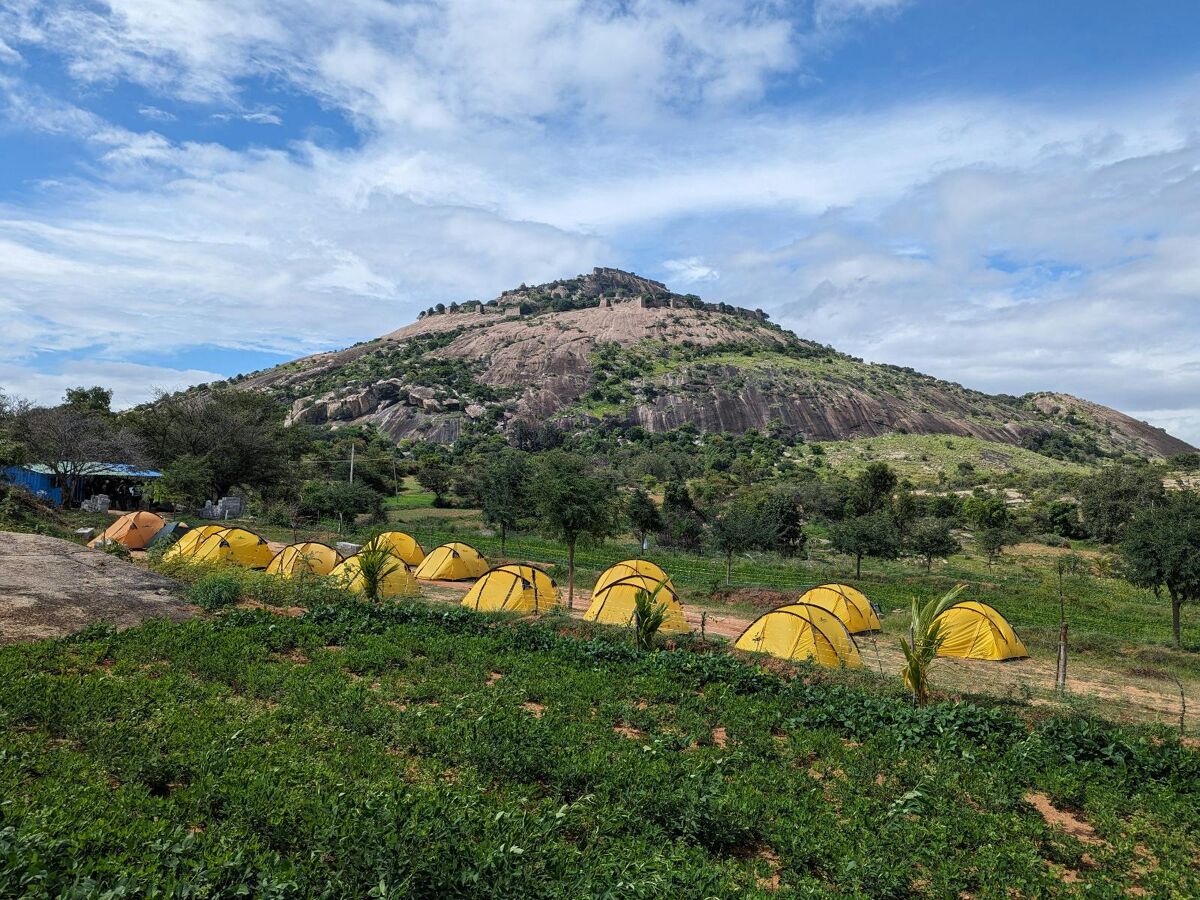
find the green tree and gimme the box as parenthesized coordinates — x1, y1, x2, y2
(14, 404, 146, 507)
(299, 480, 383, 531)
(758, 489, 807, 557)
(0, 392, 28, 469)
(709, 498, 763, 583)
(479, 450, 529, 554)
(129, 389, 290, 497)
(416, 458, 452, 507)
(909, 517, 961, 571)
(157, 454, 215, 507)
(1078, 465, 1166, 544)
(1120, 491, 1200, 648)
(625, 488, 662, 550)
(976, 526, 1015, 566)
(530, 451, 618, 608)
(64, 386, 113, 414)
(850, 462, 898, 515)
(658, 480, 705, 550)
(830, 513, 900, 578)
(963, 491, 1010, 530)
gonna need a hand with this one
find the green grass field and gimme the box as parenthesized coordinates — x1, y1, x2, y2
(815, 433, 1090, 481)
(1, 602, 1196, 897)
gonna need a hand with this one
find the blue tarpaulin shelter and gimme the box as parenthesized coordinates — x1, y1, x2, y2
(3, 463, 161, 507)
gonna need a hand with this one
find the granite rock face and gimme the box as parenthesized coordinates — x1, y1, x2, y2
(235, 268, 1194, 458)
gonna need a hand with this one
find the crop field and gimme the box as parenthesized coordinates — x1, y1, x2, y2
(221, 495, 1200, 712)
(1, 600, 1197, 897)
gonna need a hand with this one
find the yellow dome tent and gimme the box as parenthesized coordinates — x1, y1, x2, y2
(584, 574, 690, 634)
(266, 542, 341, 577)
(163, 524, 230, 561)
(88, 510, 166, 550)
(362, 531, 425, 567)
(462, 565, 559, 614)
(797, 584, 881, 634)
(330, 554, 420, 598)
(414, 542, 489, 581)
(190, 527, 274, 569)
(933, 601, 1028, 661)
(592, 559, 675, 596)
(734, 603, 863, 668)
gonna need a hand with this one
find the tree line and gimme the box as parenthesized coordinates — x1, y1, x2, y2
(1, 386, 1197, 646)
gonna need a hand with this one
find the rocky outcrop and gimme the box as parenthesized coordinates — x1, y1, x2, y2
(233, 268, 1195, 458)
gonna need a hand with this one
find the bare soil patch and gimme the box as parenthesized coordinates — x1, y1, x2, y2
(1024, 792, 1107, 846)
(0, 532, 191, 644)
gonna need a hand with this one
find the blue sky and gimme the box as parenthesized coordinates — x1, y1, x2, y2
(2, 0, 1199, 444)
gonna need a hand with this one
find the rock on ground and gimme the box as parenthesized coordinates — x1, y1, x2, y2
(0, 531, 192, 644)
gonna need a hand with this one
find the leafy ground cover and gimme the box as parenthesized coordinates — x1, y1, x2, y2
(1, 601, 1196, 897)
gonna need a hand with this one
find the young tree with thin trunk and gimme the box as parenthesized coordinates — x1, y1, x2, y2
(1120, 492, 1200, 649)
(530, 451, 617, 608)
(416, 458, 452, 507)
(976, 526, 1015, 566)
(709, 498, 763, 583)
(901, 584, 967, 707)
(480, 450, 529, 554)
(908, 517, 960, 572)
(830, 512, 900, 578)
(625, 488, 662, 552)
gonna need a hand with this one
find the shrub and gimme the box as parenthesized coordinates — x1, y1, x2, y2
(188, 571, 243, 611)
(98, 540, 131, 560)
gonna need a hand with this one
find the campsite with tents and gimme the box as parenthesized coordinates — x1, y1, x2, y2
(1, 380, 1199, 895)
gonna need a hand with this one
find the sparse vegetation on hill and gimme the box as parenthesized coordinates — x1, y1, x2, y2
(222, 268, 1192, 460)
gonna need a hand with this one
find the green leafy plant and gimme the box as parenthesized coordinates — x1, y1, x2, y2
(188, 570, 243, 611)
(352, 545, 403, 602)
(97, 539, 131, 560)
(900, 584, 967, 707)
(632, 581, 669, 652)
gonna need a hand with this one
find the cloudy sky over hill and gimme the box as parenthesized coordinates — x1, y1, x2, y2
(1, 0, 1199, 442)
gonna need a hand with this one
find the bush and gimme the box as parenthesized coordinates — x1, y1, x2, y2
(98, 540, 131, 560)
(188, 571, 243, 611)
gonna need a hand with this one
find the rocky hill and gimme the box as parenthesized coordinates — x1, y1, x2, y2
(236, 268, 1194, 459)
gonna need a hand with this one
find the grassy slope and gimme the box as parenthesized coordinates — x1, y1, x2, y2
(813, 433, 1090, 481)
(0, 603, 1196, 897)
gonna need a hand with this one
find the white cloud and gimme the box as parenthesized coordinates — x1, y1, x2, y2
(137, 105, 175, 122)
(663, 257, 719, 283)
(0, 36, 21, 64)
(0, 360, 225, 410)
(212, 108, 282, 125)
(0, 0, 1198, 447)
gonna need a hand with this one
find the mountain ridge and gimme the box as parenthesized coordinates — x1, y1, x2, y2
(234, 268, 1194, 460)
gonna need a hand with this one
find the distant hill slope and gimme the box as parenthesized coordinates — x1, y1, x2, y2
(237, 268, 1194, 459)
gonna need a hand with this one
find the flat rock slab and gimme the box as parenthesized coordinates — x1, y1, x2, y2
(0, 531, 193, 645)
